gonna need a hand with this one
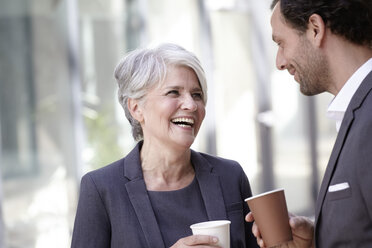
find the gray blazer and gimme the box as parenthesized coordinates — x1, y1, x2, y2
(71, 142, 258, 248)
(315, 71, 372, 247)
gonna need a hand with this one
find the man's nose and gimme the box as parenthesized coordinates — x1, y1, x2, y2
(276, 50, 287, 70)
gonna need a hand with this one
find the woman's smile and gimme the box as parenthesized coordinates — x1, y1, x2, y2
(171, 117, 194, 129)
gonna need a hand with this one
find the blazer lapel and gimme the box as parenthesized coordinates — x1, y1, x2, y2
(123, 143, 164, 248)
(315, 112, 354, 221)
(192, 151, 227, 220)
(315, 71, 372, 223)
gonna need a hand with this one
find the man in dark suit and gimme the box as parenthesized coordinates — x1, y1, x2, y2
(247, 0, 372, 247)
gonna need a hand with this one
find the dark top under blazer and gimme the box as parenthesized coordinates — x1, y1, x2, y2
(315, 71, 372, 247)
(71, 142, 258, 248)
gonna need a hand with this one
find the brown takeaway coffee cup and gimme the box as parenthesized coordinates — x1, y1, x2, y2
(245, 188, 292, 247)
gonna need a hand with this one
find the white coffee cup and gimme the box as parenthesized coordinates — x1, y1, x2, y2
(190, 220, 231, 248)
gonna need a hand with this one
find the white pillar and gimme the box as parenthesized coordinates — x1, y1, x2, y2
(66, 0, 85, 185)
(0, 115, 5, 248)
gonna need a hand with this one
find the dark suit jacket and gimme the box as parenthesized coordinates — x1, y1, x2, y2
(315, 71, 372, 247)
(71, 142, 258, 248)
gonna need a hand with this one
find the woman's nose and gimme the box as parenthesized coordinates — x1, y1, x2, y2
(181, 95, 197, 111)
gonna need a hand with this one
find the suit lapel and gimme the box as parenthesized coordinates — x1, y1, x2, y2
(315, 71, 372, 223)
(192, 151, 227, 220)
(123, 145, 229, 246)
(315, 112, 354, 220)
(123, 143, 164, 248)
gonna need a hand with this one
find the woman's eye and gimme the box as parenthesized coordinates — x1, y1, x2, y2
(192, 92, 203, 100)
(166, 90, 179, 96)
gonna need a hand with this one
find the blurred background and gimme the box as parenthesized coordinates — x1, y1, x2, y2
(0, 0, 337, 247)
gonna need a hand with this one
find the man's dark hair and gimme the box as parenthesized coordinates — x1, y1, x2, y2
(271, 0, 372, 47)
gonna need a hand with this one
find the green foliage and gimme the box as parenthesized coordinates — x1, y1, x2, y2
(84, 108, 124, 170)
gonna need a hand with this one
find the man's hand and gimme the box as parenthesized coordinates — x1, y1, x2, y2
(246, 212, 314, 248)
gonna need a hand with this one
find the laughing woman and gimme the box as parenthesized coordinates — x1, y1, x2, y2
(71, 43, 258, 248)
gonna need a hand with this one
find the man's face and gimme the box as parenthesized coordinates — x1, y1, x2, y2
(270, 2, 330, 96)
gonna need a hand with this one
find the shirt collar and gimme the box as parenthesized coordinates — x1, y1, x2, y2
(327, 58, 372, 132)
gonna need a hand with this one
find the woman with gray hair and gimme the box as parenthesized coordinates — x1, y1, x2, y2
(71, 43, 258, 248)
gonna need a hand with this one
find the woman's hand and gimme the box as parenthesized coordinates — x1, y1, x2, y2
(245, 212, 315, 248)
(170, 235, 220, 247)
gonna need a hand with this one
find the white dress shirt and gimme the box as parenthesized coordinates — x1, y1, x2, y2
(327, 58, 372, 132)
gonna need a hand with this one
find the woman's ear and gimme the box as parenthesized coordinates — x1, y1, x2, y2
(127, 98, 144, 122)
(307, 13, 326, 47)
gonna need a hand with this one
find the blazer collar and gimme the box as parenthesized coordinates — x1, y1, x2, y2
(315, 71, 372, 224)
(123, 141, 165, 248)
(123, 141, 143, 180)
(191, 150, 227, 220)
(123, 143, 227, 247)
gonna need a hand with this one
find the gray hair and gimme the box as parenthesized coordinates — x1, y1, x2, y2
(114, 43, 208, 141)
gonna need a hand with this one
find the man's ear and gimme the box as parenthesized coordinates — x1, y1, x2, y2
(307, 13, 326, 47)
(127, 98, 144, 122)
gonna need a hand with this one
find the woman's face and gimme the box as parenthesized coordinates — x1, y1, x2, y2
(139, 65, 206, 149)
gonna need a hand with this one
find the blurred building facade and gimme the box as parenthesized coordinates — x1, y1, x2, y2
(0, 0, 336, 247)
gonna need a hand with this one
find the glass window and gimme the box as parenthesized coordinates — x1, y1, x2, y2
(0, 0, 336, 246)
